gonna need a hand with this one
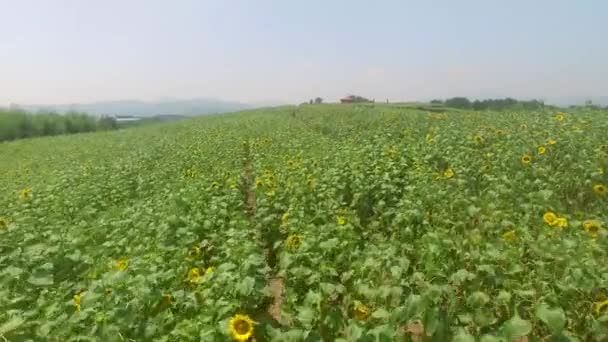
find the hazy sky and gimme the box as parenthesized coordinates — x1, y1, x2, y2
(1, 0, 607, 105)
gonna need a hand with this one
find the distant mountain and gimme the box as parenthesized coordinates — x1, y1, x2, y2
(21, 98, 252, 117)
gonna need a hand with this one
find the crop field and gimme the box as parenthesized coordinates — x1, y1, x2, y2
(1, 104, 607, 341)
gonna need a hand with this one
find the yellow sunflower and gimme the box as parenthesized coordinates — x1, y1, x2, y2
(595, 300, 608, 316)
(443, 168, 455, 179)
(281, 212, 289, 226)
(255, 178, 263, 188)
(306, 177, 316, 189)
(286, 234, 303, 251)
(549, 139, 557, 145)
(474, 135, 484, 144)
(521, 154, 532, 165)
(0, 217, 9, 229)
(187, 268, 201, 284)
(556, 217, 568, 229)
(538, 146, 546, 154)
(188, 246, 201, 258)
(555, 113, 566, 121)
(593, 183, 606, 196)
(19, 187, 32, 201)
(337, 216, 346, 226)
(583, 220, 602, 238)
(502, 230, 517, 243)
(543, 212, 558, 226)
(229, 314, 254, 341)
(353, 302, 370, 320)
(74, 292, 83, 312)
(114, 258, 129, 271)
(205, 266, 215, 275)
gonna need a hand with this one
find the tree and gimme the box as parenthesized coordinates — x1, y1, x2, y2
(444, 97, 472, 109)
(314, 97, 323, 104)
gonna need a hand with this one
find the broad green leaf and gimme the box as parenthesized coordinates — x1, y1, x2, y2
(502, 313, 532, 339)
(535, 304, 566, 334)
(0, 316, 24, 334)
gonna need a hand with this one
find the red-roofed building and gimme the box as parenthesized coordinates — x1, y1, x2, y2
(340, 95, 355, 103)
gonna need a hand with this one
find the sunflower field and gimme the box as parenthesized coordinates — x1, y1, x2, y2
(1, 105, 607, 341)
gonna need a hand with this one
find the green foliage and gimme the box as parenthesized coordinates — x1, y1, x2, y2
(0, 108, 116, 142)
(435, 97, 545, 111)
(0, 105, 607, 340)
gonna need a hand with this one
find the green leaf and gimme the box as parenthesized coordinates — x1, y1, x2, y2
(480, 335, 505, 342)
(371, 308, 390, 320)
(453, 328, 475, 342)
(535, 304, 566, 334)
(236, 276, 255, 296)
(502, 313, 532, 339)
(297, 307, 315, 328)
(0, 316, 24, 334)
(27, 274, 54, 286)
(319, 238, 339, 250)
(496, 290, 512, 304)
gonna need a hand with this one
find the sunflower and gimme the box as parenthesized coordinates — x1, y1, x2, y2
(549, 139, 557, 145)
(543, 212, 558, 226)
(474, 135, 484, 144)
(19, 187, 32, 200)
(353, 302, 370, 320)
(521, 154, 532, 165)
(443, 168, 455, 179)
(162, 293, 173, 305)
(281, 212, 289, 226)
(115, 258, 129, 271)
(556, 217, 568, 229)
(286, 234, 303, 251)
(229, 314, 254, 341)
(496, 129, 505, 135)
(73, 293, 83, 312)
(337, 216, 346, 226)
(0, 217, 8, 229)
(502, 230, 517, 242)
(555, 113, 566, 121)
(205, 266, 215, 275)
(583, 220, 602, 238)
(538, 146, 546, 154)
(188, 246, 201, 258)
(255, 178, 263, 188)
(593, 183, 606, 196)
(105, 288, 113, 295)
(187, 268, 201, 284)
(595, 300, 608, 316)
(306, 177, 316, 189)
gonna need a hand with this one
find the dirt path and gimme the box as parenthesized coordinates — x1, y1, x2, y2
(240, 141, 286, 331)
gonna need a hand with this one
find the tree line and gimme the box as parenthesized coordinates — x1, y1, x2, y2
(430, 97, 546, 110)
(0, 108, 117, 142)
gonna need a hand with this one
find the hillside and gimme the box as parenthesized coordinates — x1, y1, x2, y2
(1, 105, 607, 340)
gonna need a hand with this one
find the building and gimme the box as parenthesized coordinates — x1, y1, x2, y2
(340, 95, 355, 103)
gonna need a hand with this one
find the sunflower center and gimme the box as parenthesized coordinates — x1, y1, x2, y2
(235, 320, 250, 334)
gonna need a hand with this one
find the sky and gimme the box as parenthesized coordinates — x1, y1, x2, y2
(1, 0, 607, 106)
